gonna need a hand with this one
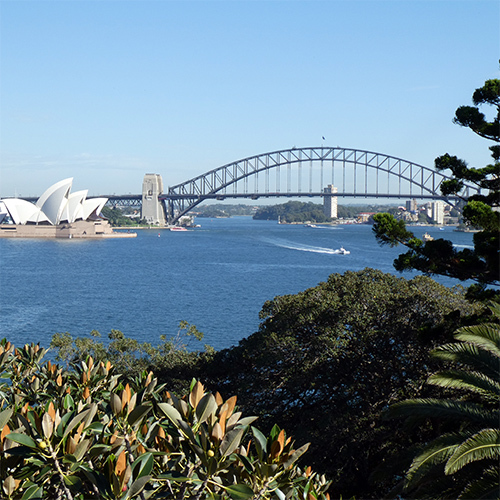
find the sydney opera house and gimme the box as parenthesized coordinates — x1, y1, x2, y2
(0, 178, 136, 238)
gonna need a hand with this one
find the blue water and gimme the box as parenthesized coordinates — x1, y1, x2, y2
(0, 218, 474, 351)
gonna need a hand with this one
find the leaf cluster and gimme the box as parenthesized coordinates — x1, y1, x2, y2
(0, 340, 332, 499)
(200, 269, 483, 499)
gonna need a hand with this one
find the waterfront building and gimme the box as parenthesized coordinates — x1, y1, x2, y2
(0, 178, 135, 238)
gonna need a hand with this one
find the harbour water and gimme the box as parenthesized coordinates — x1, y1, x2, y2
(0, 217, 474, 352)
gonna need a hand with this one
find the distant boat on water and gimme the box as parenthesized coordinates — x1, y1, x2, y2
(169, 226, 188, 232)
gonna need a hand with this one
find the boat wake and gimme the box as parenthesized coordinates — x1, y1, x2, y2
(260, 237, 350, 255)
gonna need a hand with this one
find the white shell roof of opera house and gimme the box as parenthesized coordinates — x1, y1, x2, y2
(0, 178, 108, 225)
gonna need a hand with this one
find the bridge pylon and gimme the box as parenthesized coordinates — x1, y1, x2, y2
(141, 174, 166, 225)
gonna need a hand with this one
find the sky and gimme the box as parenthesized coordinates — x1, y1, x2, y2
(0, 0, 498, 199)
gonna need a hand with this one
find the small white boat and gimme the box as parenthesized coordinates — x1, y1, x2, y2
(422, 232, 434, 242)
(169, 226, 188, 232)
(332, 247, 350, 255)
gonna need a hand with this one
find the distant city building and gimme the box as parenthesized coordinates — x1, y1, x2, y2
(406, 198, 418, 212)
(323, 185, 338, 219)
(431, 201, 445, 225)
(357, 212, 376, 223)
(142, 174, 166, 225)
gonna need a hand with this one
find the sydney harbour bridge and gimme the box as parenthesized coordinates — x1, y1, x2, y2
(103, 146, 479, 225)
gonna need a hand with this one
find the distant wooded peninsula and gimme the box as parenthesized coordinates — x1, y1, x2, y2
(194, 201, 391, 222)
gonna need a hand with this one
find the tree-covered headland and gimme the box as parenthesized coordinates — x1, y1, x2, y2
(1, 78, 499, 499)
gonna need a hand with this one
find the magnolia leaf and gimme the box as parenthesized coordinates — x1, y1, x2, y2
(223, 483, 254, 499)
(74, 438, 91, 462)
(63, 475, 82, 488)
(196, 394, 218, 424)
(157, 402, 183, 427)
(63, 409, 90, 439)
(221, 395, 237, 417)
(127, 475, 151, 498)
(251, 426, 268, 460)
(110, 393, 122, 416)
(177, 419, 198, 443)
(115, 450, 127, 476)
(63, 393, 75, 410)
(220, 427, 245, 457)
(0, 408, 13, 431)
(234, 416, 258, 427)
(2, 475, 16, 496)
(283, 443, 310, 468)
(211, 422, 224, 443)
(127, 404, 151, 427)
(6, 433, 38, 449)
(20, 484, 43, 499)
(132, 452, 154, 479)
(189, 380, 205, 409)
(83, 403, 98, 427)
(41, 413, 54, 439)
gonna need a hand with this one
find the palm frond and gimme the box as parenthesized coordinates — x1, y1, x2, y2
(387, 398, 498, 427)
(405, 433, 462, 485)
(454, 322, 500, 357)
(432, 342, 500, 380)
(445, 428, 500, 475)
(454, 302, 500, 358)
(458, 465, 500, 500)
(428, 370, 500, 399)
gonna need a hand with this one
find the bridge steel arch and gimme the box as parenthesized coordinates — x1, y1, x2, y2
(163, 147, 480, 224)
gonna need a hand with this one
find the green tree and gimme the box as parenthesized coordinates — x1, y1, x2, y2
(372, 77, 499, 294)
(201, 269, 483, 499)
(384, 302, 500, 499)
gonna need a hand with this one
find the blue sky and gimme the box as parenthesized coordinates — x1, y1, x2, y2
(0, 0, 498, 198)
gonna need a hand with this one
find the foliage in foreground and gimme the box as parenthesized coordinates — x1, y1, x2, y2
(0, 342, 331, 499)
(201, 269, 483, 499)
(385, 302, 500, 499)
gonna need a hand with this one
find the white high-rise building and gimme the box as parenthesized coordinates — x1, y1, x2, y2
(323, 185, 338, 219)
(431, 201, 444, 225)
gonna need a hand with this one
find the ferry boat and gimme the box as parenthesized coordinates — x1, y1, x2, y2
(169, 226, 188, 232)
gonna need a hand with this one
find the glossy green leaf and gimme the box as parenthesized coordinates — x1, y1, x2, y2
(283, 443, 310, 468)
(223, 484, 254, 499)
(157, 402, 183, 426)
(6, 433, 38, 449)
(132, 452, 154, 479)
(220, 427, 245, 457)
(20, 485, 43, 500)
(251, 426, 267, 460)
(0, 408, 13, 431)
(195, 393, 217, 424)
(63, 474, 82, 488)
(127, 475, 151, 498)
(127, 404, 151, 427)
(62, 409, 89, 439)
